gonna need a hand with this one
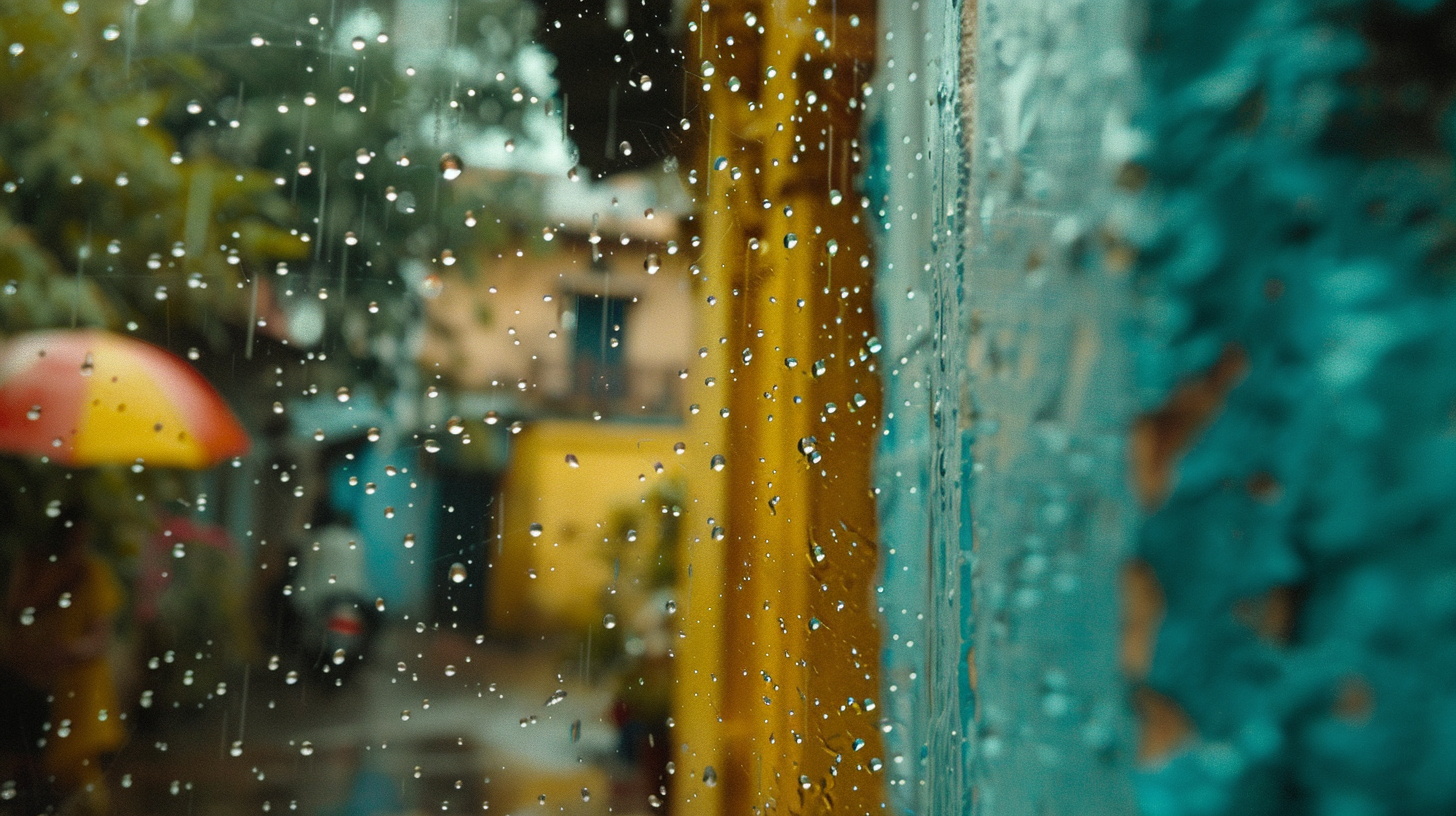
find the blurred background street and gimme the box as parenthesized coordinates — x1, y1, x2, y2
(111, 628, 646, 816)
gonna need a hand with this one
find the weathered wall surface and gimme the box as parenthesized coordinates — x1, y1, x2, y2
(955, 0, 1143, 812)
(880, 0, 1456, 814)
(1125, 1, 1456, 814)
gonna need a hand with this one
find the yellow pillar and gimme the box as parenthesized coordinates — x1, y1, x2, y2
(677, 2, 884, 814)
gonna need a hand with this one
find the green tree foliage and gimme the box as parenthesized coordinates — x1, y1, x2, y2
(0, 0, 551, 559)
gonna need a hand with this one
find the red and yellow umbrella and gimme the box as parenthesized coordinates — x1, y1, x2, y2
(0, 330, 249, 468)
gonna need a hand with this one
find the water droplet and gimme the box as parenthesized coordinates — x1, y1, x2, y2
(545, 689, 567, 706)
(529, 523, 543, 537)
(350, 36, 366, 50)
(102, 24, 120, 41)
(811, 359, 827, 377)
(332, 648, 346, 665)
(703, 766, 718, 787)
(423, 439, 441, 454)
(403, 533, 416, 549)
(230, 741, 243, 757)
(25, 405, 41, 421)
(784, 233, 798, 249)
(714, 156, 728, 171)
(565, 453, 579, 468)
(603, 614, 617, 629)
(700, 60, 715, 77)
(710, 454, 726, 472)
(299, 741, 314, 756)
(449, 563, 467, 584)
(439, 153, 463, 180)
(644, 253, 661, 274)
(338, 87, 355, 103)
(639, 74, 653, 91)
(336, 387, 351, 403)
(618, 141, 632, 157)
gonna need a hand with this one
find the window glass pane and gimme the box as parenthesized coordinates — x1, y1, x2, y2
(0, 0, 930, 815)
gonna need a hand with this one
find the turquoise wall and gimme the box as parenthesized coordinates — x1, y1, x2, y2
(874, 0, 1456, 814)
(1130, 1, 1456, 814)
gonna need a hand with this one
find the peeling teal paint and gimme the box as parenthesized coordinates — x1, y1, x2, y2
(875, 0, 1456, 814)
(1129, 1, 1456, 814)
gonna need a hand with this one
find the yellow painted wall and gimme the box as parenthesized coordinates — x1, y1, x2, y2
(674, 2, 885, 815)
(489, 420, 688, 636)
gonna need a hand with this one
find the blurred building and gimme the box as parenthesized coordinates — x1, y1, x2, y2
(416, 164, 697, 635)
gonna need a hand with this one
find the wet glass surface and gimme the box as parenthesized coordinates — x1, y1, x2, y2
(0, 0, 926, 814)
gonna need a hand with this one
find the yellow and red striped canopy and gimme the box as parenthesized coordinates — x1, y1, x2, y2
(0, 330, 249, 468)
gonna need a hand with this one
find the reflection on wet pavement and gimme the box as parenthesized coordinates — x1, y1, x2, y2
(112, 627, 654, 816)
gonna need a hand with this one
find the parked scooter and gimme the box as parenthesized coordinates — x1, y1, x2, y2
(287, 509, 380, 686)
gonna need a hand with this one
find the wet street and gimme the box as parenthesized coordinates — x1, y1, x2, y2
(110, 627, 654, 816)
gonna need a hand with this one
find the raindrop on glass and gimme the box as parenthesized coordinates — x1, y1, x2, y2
(439, 153, 463, 180)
